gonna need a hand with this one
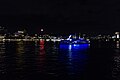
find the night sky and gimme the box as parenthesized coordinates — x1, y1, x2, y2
(0, 0, 119, 34)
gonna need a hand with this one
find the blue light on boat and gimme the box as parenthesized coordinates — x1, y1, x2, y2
(70, 39, 72, 41)
(60, 44, 89, 50)
(73, 44, 79, 46)
(60, 37, 90, 44)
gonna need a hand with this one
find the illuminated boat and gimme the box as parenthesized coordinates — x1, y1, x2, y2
(60, 38, 90, 44)
(60, 35, 90, 44)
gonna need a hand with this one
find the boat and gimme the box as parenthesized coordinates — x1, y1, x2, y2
(60, 38, 90, 44)
(60, 34, 90, 44)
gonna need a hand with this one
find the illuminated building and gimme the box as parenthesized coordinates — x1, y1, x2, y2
(0, 26, 7, 39)
(14, 30, 26, 38)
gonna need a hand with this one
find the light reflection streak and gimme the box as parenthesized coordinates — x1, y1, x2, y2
(37, 43, 46, 73)
(16, 41, 25, 72)
(59, 44, 89, 75)
(60, 44, 89, 50)
(0, 42, 6, 75)
(112, 49, 120, 80)
(68, 45, 72, 61)
(116, 41, 119, 48)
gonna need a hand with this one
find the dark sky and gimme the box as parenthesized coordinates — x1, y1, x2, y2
(0, 0, 119, 34)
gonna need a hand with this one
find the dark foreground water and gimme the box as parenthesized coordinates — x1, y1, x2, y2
(0, 41, 119, 80)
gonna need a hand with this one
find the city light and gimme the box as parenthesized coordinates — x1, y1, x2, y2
(41, 29, 43, 32)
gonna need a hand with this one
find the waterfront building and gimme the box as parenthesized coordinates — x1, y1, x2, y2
(0, 26, 7, 39)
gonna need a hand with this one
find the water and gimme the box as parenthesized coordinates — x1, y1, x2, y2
(0, 41, 119, 80)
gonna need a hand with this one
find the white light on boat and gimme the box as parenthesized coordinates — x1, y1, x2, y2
(70, 39, 72, 41)
(74, 41, 77, 43)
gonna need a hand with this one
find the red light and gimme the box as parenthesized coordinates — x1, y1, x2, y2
(40, 45, 44, 50)
(40, 40, 44, 45)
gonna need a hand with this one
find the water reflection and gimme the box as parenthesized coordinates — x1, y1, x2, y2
(68, 45, 72, 61)
(116, 41, 119, 48)
(59, 44, 89, 77)
(40, 45, 44, 51)
(112, 48, 120, 80)
(0, 42, 6, 77)
(0, 41, 114, 80)
(36, 43, 46, 73)
(60, 44, 89, 49)
(15, 41, 26, 79)
(44, 43, 59, 76)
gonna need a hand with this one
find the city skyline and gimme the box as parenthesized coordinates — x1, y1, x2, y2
(0, 1, 119, 80)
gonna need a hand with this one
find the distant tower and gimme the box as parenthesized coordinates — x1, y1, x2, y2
(115, 32, 119, 39)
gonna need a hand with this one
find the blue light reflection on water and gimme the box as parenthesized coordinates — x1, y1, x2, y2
(60, 44, 89, 50)
(59, 44, 89, 76)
